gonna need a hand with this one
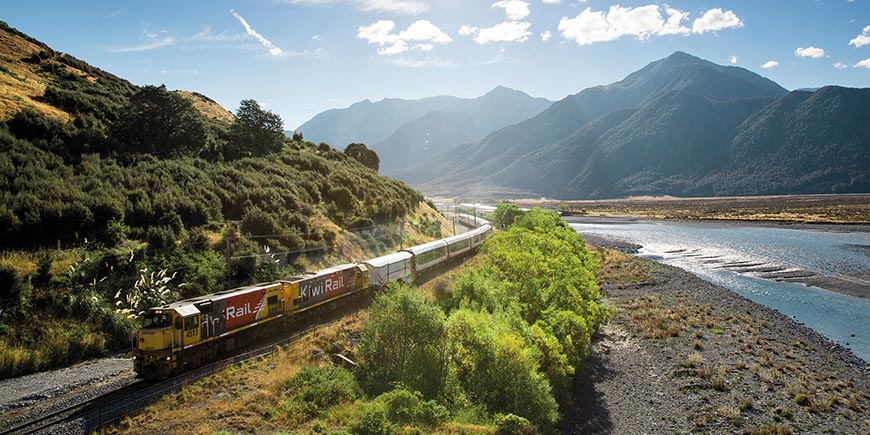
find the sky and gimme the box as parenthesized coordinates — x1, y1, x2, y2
(4, 0, 870, 129)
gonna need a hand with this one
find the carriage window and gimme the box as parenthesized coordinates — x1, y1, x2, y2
(268, 295, 278, 305)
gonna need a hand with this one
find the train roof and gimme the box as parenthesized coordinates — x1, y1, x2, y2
(361, 251, 413, 268)
(442, 232, 472, 244)
(403, 239, 448, 255)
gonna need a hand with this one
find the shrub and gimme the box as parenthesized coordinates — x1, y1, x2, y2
(357, 284, 447, 399)
(375, 388, 449, 427)
(284, 365, 363, 418)
(350, 403, 395, 435)
(494, 413, 536, 435)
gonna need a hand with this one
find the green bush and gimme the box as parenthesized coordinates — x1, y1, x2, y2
(357, 284, 447, 399)
(374, 388, 449, 427)
(494, 413, 536, 435)
(350, 403, 396, 435)
(284, 365, 363, 418)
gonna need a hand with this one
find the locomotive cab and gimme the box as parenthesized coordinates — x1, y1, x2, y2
(133, 306, 199, 378)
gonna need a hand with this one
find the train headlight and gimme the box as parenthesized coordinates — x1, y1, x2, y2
(132, 356, 136, 360)
(166, 356, 171, 361)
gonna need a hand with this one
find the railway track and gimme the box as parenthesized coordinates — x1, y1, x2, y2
(1, 314, 358, 435)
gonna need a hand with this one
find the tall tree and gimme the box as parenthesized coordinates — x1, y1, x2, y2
(115, 85, 207, 158)
(228, 99, 284, 159)
(344, 142, 380, 172)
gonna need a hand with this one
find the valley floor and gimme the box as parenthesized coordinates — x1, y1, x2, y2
(561, 252, 869, 434)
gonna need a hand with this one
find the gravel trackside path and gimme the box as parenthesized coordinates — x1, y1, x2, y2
(0, 356, 135, 428)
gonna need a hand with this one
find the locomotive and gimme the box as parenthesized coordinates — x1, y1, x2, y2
(133, 219, 492, 378)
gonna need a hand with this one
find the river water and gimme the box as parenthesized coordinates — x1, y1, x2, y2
(570, 220, 870, 362)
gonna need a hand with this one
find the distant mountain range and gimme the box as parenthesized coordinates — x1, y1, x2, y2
(392, 52, 867, 198)
(293, 86, 552, 173)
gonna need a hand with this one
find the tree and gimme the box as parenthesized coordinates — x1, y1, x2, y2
(493, 202, 524, 228)
(344, 142, 380, 172)
(115, 85, 207, 158)
(358, 283, 448, 399)
(227, 99, 284, 159)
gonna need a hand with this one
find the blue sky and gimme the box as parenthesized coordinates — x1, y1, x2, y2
(4, 0, 869, 129)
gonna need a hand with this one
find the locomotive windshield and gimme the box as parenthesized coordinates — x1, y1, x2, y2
(142, 312, 172, 328)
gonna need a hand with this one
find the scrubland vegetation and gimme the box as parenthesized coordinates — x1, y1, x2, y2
(0, 20, 424, 377)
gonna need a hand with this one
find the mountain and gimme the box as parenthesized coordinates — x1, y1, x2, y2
(294, 86, 552, 149)
(415, 52, 789, 195)
(375, 111, 480, 174)
(424, 82, 869, 198)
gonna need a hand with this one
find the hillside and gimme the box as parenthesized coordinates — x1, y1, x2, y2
(375, 110, 480, 174)
(294, 86, 552, 151)
(0, 21, 429, 378)
(413, 52, 787, 192)
(410, 52, 869, 199)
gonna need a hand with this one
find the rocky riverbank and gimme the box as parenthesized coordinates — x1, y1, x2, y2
(561, 251, 869, 434)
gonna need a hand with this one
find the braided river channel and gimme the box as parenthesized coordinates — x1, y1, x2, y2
(570, 220, 870, 362)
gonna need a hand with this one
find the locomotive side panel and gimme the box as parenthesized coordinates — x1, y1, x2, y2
(224, 289, 268, 330)
(299, 276, 326, 309)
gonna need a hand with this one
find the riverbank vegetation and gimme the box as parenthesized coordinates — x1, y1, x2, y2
(110, 209, 610, 434)
(514, 194, 870, 224)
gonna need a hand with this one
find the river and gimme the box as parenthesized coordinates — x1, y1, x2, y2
(570, 219, 870, 362)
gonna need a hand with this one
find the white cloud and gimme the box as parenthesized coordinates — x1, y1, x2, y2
(458, 25, 478, 36)
(542, 0, 560, 3)
(541, 30, 552, 41)
(188, 26, 248, 42)
(691, 8, 743, 34)
(312, 34, 322, 41)
(357, 19, 451, 55)
(492, 0, 530, 21)
(795, 46, 826, 58)
(558, 5, 695, 45)
(109, 29, 175, 52)
(855, 58, 870, 68)
(833, 62, 848, 69)
(729, 56, 737, 64)
(385, 56, 458, 68)
(849, 26, 870, 47)
(286, 0, 428, 15)
(359, 0, 429, 15)
(231, 10, 283, 56)
(465, 21, 532, 44)
(761, 60, 779, 69)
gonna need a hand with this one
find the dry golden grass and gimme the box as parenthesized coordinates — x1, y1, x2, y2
(0, 252, 37, 277)
(0, 28, 71, 122)
(176, 90, 235, 123)
(591, 246, 653, 285)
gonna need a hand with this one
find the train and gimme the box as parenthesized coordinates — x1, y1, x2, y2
(132, 218, 492, 378)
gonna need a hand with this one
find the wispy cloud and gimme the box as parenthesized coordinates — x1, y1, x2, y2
(231, 9, 284, 57)
(188, 26, 249, 43)
(855, 58, 870, 68)
(108, 28, 176, 52)
(284, 0, 429, 15)
(833, 62, 848, 69)
(761, 60, 779, 69)
(385, 56, 458, 68)
(160, 69, 200, 75)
